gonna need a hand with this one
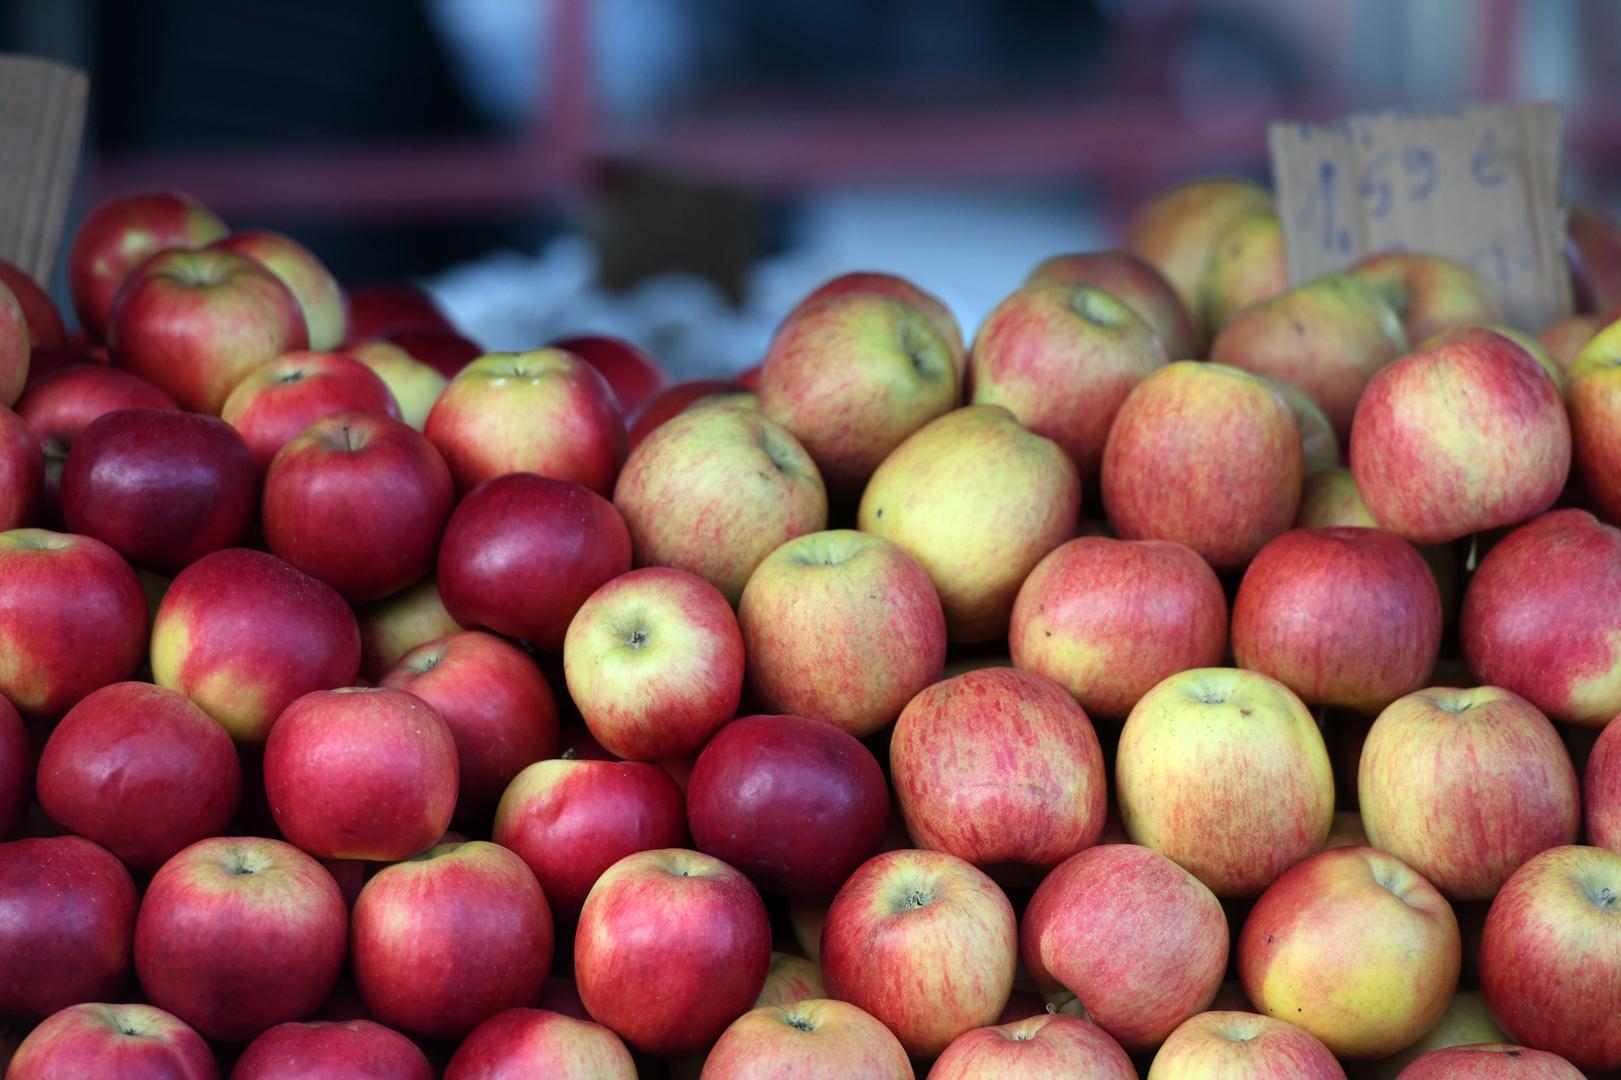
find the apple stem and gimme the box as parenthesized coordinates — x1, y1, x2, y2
(1465, 533, 1479, 573)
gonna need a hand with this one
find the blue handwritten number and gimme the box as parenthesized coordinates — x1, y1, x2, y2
(1472, 129, 1507, 187)
(1359, 152, 1391, 220)
(1402, 146, 1436, 200)
(1298, 159, 1351, 253)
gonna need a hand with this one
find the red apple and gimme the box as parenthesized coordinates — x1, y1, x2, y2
(222, 351, 401, 472)
(0, 835, 137, 1017)
(262, 412, 453, 602)
(386, 328, 482, 378)
(1568, 319, 1621, 525)
(60, 408, 256, 574)
(931, 1014, 1137, 1080)
(211, 230, 348, 349)
(0, 528, 147, 716)
(1397, 1044, 1583, 1079)
(352, 841, 553, 1038)
(0, 696, 26, 837)
(791, 270, 965, 375)
(135, 836, 347, 1042)
(575, 848, 771, 1056)
(551, 334, 670, 416)
(347, 283, 453, 341)
(233, 1019, 432, 1080)
(1123, 178, 1273, 339)
(264, 687, 458, 861)
(437, 472, 632, 650)
(37, 682, 242, 871)
(67, 190, 228, 340)
(493, 758, 688, 921)
(625, 378, 743, 450)
(1010, 535, 1227, 722)
(444, 1008, 637, 1080)
(703, 999, 913, 1080)
(1540, 313, 1602, 373)
(0, 281, 27, 409)
(755, 952, 826, 1007)
(1148, 1011, 1346, 1079)
(6, 1003, 216, 1080)
(339, 339, 446, 430)
(1348, 252, 1501, 344)
(0, 403, 41, 530)
(22, 345, 105, 389)
(1567, 204, 1621, 313)
(108, 248, 308, 414)
(563, 567, 744, 760)
(1585, 716, 1621, 854)
(381, 630, 558, 816)
(355, 577, 462, 682)
(1026, 249, 1197, 360)
(0, 261, 65, 349)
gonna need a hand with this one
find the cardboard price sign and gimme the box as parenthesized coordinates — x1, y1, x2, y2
(0, 54, 88, 284)
(1268, 101, 1570, 332)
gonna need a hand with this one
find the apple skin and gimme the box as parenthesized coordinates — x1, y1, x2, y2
(1356, 990, 1510, 1080)
(347, 283, 453, 340)
(0, 696, 27, 837)
(134, 835, 348, 1042)
(1027, 249, 1197, 360)
(0, 528, 148, 717)
(1148, 1011, 1344, 1079)
(0, 261, 66, 349)
(222, 351, 401, 472)
(820, 848, 1016, 1057)
(1349, 252, 1502, 345)
(493, 758, 689, 921)
(37, 682, 243, 871)
(0, 836, 137, 1018)
(381, 630, 558, 816)
(1022, 843, 1227, 1052)
(892, 668, 1106, 881)
(1360, 686, 1579, 901)
(1199, 206, 1287, 333)
(760, 293, 958, 494)
(551, 334, 670, 416)
(426, 348, 625, 495)
(438, 472, 632, 650)
(755, 951, 826, 1007)
(386, 328, 482, 379)
(108, 247, 309, 414)
(614, 405, 828, 605)
(6, 1003, 217, 1080)
(262, 412, 454, 602)
(443, 1008, 637, 1080)
(858, 404, 1079, 642)
(67, 190, 228, 340)
(791, 270, 966, 375)
(1351, 327, 1569, 544)
(1395, 1045, 1583, 1079)
(0, 403, 41, 530)
(61, 407, 257, 574)
(703, 999, 910, 1080)
(339, 339, 447, 430)
(1117, 667, 1335, 897)
(574, 848, 772, 1057)
(232, 1019, 433, 1080)
(1461, 508, 1621, 726)
(738, 529, 945, 738)
(356, 577, 462, 682)
(625, 378, 743, 450)
(687, 713, 888, 899)
(1231, 527, 1441, 714)
(1480, 845, 1621, 1070)
(1240, 846, 1461, 1060)
(1579, 718, 1621, 852)
(1539, 313, 1601, 373)
(264, 687, 459, 861)
(1102, 360, 1302, 572)
(352, 841, 553, 1039)
(1010, 535, 1227, 722)
(151, 548, 361, 743)
(1209, 274, 1407, 442)
(970, 282, 1169, 477)
(931, 1014, 1137, 1080)
(211, 230, 349, 350)
(1568, 319, 1621, 525)
(0, 281, 27, 409)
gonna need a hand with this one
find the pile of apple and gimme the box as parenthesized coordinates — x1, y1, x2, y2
(1, 176, 1621, 1080)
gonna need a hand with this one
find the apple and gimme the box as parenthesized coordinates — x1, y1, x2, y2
(151, 548, 361, 743)
(0, 403, 41, 530)
(1209, 274, 1407, 441)
(6, 1003, 217, 1080)
(1010, 535, 1227, 722)
(1022, 843, 1227, 1051)
(438, 472, 632, 650)
(347, 283, 453, 340)
(1356, 990, 1511, 1080)
(0, 528, 147, 716)
(1568, 319, 1621, 525)
(108, 248, 308, 414)
(0, 286, 26, 415)
(614, 404, 827, 604)
(37, 682, 242, 871)
(1568, 204, 1621, 312)
(339, 339, 446, 430)
(575, 848, 771, 1056)
(858, 404, 1079, 642)
(0, 261, 65, 349)
(1117, 667, 1334, 897)
(23, 345, 105, 389)
(0, 696, 26, 837)
(60, 408, 256, 574)
(494, 757, 687, 920)
(386, 328, 482, 378)
(356, 577, 462, 681)
(1147, 1011, 1344, 1079)
(135, 835, 347, 1042)
(1586, 715, 1621, 853)
(1026, 249, 1197, 360)
(265, 687, 458, 861)
(687, 713, 888, 899)
(930, 1014, 1136, 1080)
(756, 952, 826, 1007)
(891, 668, 1105, 880)
(1461, 508, 1621, 726)
(232, 1019, 433, 1080)
(352, 841, 553, 1038)
(222, 351, 399, 471)
(1259, 376, 1341, 476)
(969, 282, 1168, 477)
(759, 293, 957, 494)
(1348, 252, 1502, 344)
(381, 630, 558, 816)
(1102, 361, 1302, 572)
(738, 529, 945, 738)
(1540, 313, 1601, 373)
(1395, 1045, 1583, 1079)
(262, 412, 453, 602)
(790, 900, 828, 962)
(443, 1008, 636, 1080)
(790, 270, 965, 375)
(625, 378, 743, 450)
(1199, 206, 1287, 332)
(211, 230, 348, 349)
(702, 998, 911, 1080)
(67, 190, 228, 339)
(0, 835, 137, 1017)
(820, 848, 1016, 1057)
(1480, 845, 1621, 1071)
(551, 334, 670, 416)
(425, 348, 624, 495)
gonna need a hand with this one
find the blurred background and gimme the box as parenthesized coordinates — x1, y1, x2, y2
(5, 0, 1618, 377)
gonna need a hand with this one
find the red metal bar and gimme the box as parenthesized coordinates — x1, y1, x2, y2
(1478, 0, 1518, 100)
(537, 0, 592, 187)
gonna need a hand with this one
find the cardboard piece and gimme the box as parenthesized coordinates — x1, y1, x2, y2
(1268, 102, 1570, 332)
(0, 54, 88, 284)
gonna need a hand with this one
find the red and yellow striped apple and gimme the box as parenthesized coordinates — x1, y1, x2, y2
(1026, 249, 1196, 360)
(931, 1014, 1136, 1080)
(703, 998, 911, 1080)
(443, 1008, 635, 1080)
(6, 1003, 216, 1080)
(1147, 1011, 1344, 1079)
(1348, 252, 1501, 344)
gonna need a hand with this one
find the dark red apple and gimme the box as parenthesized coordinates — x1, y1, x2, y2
(551, 335, 670, 416)
(0, 404, 40, 530)
(347, 283, 454, 341)
(0, 696, 27, 837)
(0, 262, 64, 349)
(67, 190, 227, 340)
(626, 379, 743, 450)
(387, 328, 482, 379)
(232, 1019, 433, 1080)
(22, 346, 104, 390)
(5, 1002, 217, 1080)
